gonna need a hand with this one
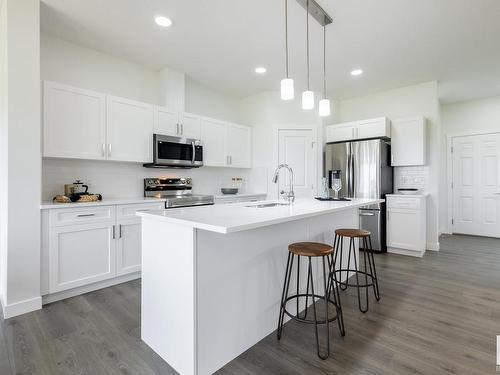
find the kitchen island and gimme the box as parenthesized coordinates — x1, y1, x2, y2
(138, 198, 383, 375)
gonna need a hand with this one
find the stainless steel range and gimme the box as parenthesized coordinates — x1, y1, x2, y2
(144, 178, 214, 209)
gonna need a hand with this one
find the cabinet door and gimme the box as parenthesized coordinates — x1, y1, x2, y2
(226, 123, 252, 168)
(180, 112, 202, 139)
(43, 81, 106, 160)
(391, 117, 426, 166)
(386, 208, 421, 251)
(357, 118, 390, 139)
(154, 106, 179, 136)
(49, 222, 116, 293)
(325, 123, 356, 143)
(107, 95, 154, 163)
(201, 117, 228, 166)
(116, 219, 142, 275)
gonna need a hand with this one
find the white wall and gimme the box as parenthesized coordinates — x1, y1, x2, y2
(239, 91, 324, 198)
(0, 0, 42, 318)
(335, 81, 442, 250)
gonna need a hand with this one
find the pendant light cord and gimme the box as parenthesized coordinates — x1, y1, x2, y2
(323, 25, 326, 98)
(306, 0, 310, 90)
(285, 0, 289, 78)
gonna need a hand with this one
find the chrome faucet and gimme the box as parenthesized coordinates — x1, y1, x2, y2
(272, 164, 295, 204)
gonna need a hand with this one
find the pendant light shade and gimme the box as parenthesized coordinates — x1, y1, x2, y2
(281, 78, 294, 100)
(302, 90, 315, 110)
(302, 0, 314, 110)
(319, 25, 330, 117)
(281, 0, 294, 100)
(319, 99, 331, 116)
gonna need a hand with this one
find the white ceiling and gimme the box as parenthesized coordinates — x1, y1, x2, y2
(40, 0, 500, 103)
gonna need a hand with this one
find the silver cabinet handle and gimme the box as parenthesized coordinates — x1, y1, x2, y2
(112, 225, 116, 239)
(77, 213, 95, 217)
(359, 212, 375, 217)
(181, 124, 184, 135)
(176, 123, 179, 134)
(102, 143, 106, 157)
(391, 154, 394, 165)
(226, 155, 230, 165)
(119, 224, 122, 239)
(108, 144, 112, 157)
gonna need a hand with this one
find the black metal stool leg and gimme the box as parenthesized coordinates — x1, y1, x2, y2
(340, 235, 349, 291)
(367, 236, 380, 301)
(351, 237, 369, 313)
(309, 256, 330, 360)
(277, 253, 294, 340)
(329, 254, 345, 337)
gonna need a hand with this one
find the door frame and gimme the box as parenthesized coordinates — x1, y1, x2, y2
(273, 126, 320, 199)
(446, 130, 500, 235)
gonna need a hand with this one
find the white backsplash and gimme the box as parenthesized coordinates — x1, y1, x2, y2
(42, 158, 268, 201)
(393, 166, 429, 193)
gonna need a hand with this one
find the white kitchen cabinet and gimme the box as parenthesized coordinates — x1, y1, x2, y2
(201, 117, 228, 167)
(106, 95, 154, 163)
(386, 194, 427, 257)
(154, 106, 179, 136)
(43, 81, 106, 160)
(325, 117, 390, 143)
(180, 112, 202, 139)
(116, 219, 142, 275)
(391, 117, 426, 166)
(226, 123, 252, 168)
(49, 221, 116, 292)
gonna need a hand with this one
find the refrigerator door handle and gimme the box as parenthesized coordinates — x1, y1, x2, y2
(350, 150, 355, 197)
(346, 153, 351, 198)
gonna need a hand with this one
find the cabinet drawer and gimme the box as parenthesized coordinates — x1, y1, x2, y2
(387, 197, 422, 209)
(116, 202, 165, 219)
(49, 206, 115, 227)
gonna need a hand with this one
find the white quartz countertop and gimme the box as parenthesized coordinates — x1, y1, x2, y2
(214, 192, 267, 199)
(40, 197, 166, 210)
(138, 198, 384, 234)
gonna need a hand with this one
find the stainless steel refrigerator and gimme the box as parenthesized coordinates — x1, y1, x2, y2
(324, 139, 393, 252)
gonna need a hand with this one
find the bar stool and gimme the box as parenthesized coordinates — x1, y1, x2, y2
(277, 242, 345, 360)
(333, 229, 380, 313)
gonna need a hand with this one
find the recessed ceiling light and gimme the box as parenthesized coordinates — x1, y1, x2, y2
(255, 67, 267, 74)
(155, 16, 172, 27)
(351, 69, 363, 76)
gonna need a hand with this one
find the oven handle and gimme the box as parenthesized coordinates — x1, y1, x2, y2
(191, 142, 196, 164)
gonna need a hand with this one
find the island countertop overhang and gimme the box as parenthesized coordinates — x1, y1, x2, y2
(137, 198, 384, 234)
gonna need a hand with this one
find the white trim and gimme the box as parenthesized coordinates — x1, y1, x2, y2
(42, 272, 140, 305)
(426, 242, 440, 251)
(2, 296, 42, 319)
(446, 131, 500, 236)
(387, 247, 425, 258)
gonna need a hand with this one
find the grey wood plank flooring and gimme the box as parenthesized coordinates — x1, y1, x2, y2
(0, 234, 498, 374)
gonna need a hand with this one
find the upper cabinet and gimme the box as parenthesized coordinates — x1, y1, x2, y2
(391, 117, 426, 166)
(43, 81, 252, 168)
(43, 81, 107, 160)
(326, 117, 390, 143)
(227, 123, 252, 168)
(107, 96, 153, 163)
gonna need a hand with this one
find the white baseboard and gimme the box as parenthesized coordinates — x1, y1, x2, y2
(426, 242, 440, 251)
(42, 272, 141, 305)
(387, 247, 425, 258)
(2, 296, 42, 319)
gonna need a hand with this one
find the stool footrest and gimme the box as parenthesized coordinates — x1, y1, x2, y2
(283, 293, 342, 325)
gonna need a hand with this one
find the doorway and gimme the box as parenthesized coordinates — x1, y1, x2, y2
(451, 133, 500, 237)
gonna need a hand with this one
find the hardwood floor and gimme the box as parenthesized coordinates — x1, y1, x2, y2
(1, 234, 499, 374)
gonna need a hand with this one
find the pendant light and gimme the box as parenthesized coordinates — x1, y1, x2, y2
(302, 0, 314, 110)
(280, 0, 294, 100)
(319, 25, 331, 117)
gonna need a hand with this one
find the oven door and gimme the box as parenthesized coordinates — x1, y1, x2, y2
(154, 134, 203, 167)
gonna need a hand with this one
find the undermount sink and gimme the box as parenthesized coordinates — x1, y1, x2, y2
(246, 202, 290, 208)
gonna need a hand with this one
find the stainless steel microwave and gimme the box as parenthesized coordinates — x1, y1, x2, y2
(145, 134, 203, 168)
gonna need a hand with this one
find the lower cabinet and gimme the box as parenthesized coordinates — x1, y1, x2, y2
(42, 201, 164, 297)
(116, 218, 142, 275)
(386, 194, 427, 257)
(49, 222, 116, 293)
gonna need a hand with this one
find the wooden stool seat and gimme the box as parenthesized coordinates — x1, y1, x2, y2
(335, 228, 371, 238)
(288, 242, 333, 257)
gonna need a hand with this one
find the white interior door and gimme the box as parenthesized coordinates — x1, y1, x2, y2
(277, 129, 315, 198)
(452, 133, 500, 237)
